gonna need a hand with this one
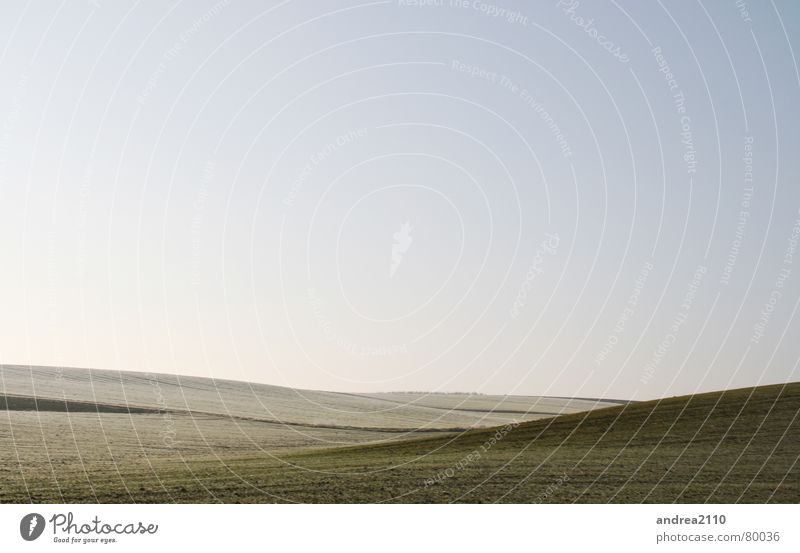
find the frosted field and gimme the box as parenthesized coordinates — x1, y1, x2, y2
(0, 410, 399, 502)
(0, 364, 628, 502)
(0, 365, 624, 430)
(366, 392, 628, 416)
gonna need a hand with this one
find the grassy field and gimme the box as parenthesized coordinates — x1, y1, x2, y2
(0, 365, 617, 430)
(1, 366, 798, 503)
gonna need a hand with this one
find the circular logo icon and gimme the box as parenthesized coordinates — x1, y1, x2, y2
(20, 513, 45, 541)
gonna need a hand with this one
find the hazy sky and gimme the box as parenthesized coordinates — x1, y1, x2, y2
(1, 0, 799, 400)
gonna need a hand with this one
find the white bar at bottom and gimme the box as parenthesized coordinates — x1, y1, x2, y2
(1, 504, 797, 552)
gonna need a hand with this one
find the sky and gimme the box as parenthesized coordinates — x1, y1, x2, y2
(0, 0, 799, 400)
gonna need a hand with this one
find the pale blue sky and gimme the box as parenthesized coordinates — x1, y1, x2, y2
(0, 0, 798, 399)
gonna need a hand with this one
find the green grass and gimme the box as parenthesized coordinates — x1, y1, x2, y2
(3, 381, 798, 503)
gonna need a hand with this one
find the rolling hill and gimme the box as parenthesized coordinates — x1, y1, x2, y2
(1, 365, 797, 503)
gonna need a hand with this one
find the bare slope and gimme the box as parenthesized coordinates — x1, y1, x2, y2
(263, 381, 799, 503)
(0, 364, 628, 502)
(0, 365, 623, 430)
(2, 369, 797, 503)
